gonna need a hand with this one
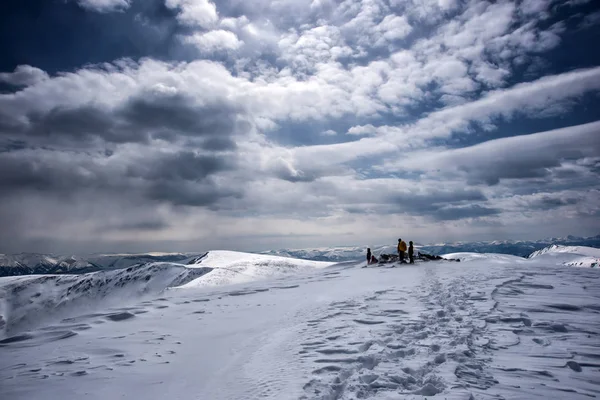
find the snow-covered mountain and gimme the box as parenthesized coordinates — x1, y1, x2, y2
(0, 262, 212, 338)
(1, 248, 599, 400)
(0, 252, 200, 277)
(181, 250, 334, 287)
(263, 234, 600, 261)
(3, 235, 598, 277)
(263, 244, 394, 262)
(529, 244, 600, 268)
(0, 251, 333, 338)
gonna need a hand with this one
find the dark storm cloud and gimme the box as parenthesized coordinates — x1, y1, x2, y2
(0, 139, 28, 153)
(126, 151, 232, 181)
(463, 157, 558, 186)
(0, 148, 240, 208)
(200, 136, 237, 151)
(26, 106, 122, 142)
(341, 188, 492, 221)
(0, 153, 108, 193)
(146, 180, 241, 207)
(381, 188, 493, 221)
(0, 91, 247, 149)
(527, 195, 580, 210)
(386, 188, 488, 213)
(97, 219, 169, 232)
(119, 93, 240, 138)
(431, 205, 501, 221)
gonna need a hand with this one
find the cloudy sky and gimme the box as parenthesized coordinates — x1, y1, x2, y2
(1, 0, 599, 254)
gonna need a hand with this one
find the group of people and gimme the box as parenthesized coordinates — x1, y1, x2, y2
(397, 238, 415, 264)
(366, 238, 415, 265)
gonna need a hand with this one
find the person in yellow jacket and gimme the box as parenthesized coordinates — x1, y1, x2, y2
(398, 238, 407, 263)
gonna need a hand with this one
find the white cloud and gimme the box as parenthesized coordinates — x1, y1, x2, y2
(0, 65, 49, 87)
(473, 62, 510, 87)
(394, 0, 460, 24)
(519, 0, 551, 16)
(165, 0, 218, 28)
(371, 66, 600, 150)
(278, 25, 353, 73)
(220, 16, 250, 31)
(347, 124, 377, 136)
(321, 129, 337, 136)
(182, 30, 243, 52)
(388, 121, 600, 185)
(74, 0, 131, 12)
(373, 14, 412, 45)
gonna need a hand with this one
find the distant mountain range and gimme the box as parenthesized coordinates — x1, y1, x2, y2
(1, 235, 599, 277)
(263, 234, 600, 262)
(420, 235, 600, 259)
(0, 253, 200, 277)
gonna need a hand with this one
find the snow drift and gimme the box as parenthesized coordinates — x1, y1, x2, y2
(0, 251, 333, 338)
(528, 245, 600, 268)
(180, 250, 335, 287)
(0, 263, 211, 338)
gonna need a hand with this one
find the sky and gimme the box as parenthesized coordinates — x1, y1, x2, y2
(0, 0, 599, 254)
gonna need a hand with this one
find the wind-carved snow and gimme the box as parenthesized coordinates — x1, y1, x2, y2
(529, 244, 600, 259)
(529, 245, 600, 268)
(1, 248, 599, 400)
(180, 250, 334, 287)
(0, 263, 212, 338)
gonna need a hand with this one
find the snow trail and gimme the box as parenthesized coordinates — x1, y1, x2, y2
(1, 251, 600, 400)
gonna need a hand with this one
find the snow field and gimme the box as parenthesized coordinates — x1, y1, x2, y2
(0, 247, 599, 399)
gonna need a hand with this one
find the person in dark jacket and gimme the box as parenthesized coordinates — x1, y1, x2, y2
(366, 248, 372, 265)
(408, 241, 414, 264)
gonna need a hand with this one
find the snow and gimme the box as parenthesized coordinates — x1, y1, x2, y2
(262, 235, 600, 261)
(0, 263, 212, 338)
(441, 252, 527, 263)
(565, 256, 599, 268)
(263, 245, 395, 262)
(0, 253, 58, 269)
(529, 244, 600, 258)
(1, 249, 600, 399)
(179, 250, 334, 287)
(0, 252, 203, 276)
(528, 245, 600, 268)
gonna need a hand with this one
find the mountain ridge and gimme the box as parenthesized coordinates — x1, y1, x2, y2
(1, 234, 599, 276)
(263, 234, 600, 262)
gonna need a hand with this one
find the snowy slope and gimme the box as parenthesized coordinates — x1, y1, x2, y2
(1, 249, 600, 400)
(529, 245, 600, 268)
(0, 252, 201, 276)
(0, 263, 212, 338)
(529, 244, 600, 258)
(263, 245, 394, 262)
(180, 250, 335, 287)
(441, 252, 527, 263)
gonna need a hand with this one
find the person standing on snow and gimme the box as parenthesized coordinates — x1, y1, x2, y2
(408, 241, 414, 264)
(366, 248, 372, 265)
(398, 238, 407, 263)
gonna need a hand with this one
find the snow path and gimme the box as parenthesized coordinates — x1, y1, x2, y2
(1, 258, 600, 399)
